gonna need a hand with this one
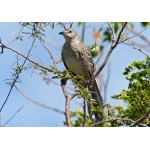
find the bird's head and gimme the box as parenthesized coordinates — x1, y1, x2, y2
(59, 29, 77, 42)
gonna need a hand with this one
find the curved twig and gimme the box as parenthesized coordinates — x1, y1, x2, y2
(15, 83, 64, 114)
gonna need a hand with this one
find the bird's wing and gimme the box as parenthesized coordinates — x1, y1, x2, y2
(79, 44, 96, 79)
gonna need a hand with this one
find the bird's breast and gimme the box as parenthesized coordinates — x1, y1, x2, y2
(62, 43, 89, 78)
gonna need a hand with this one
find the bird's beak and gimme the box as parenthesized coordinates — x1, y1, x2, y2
(59, 32, 63, 35)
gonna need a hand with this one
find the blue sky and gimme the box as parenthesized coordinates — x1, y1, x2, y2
(0, 22, 149, 126)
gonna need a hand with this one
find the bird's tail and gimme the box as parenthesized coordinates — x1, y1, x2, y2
(88, 79, 104, 123)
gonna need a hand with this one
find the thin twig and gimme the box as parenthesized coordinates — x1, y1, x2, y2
(15, 83, 64, 114)
(69, 22, 73, 28)
(38, 37, 56, 67)
(112, 22, 128, 49)
(81, 22, 85, 42)
(104, 62, 111, 103)
(1, 43, 54, 72)
(119, 27, 148, 44)
(46, 38, 62, 51)
(108, 22, 116, 41)
(122, 41, 150, 58)
(7, 26, 24, 46)
(2, 102, 28, 127)
(0, 38, 36, 112)
(57, 22, 67, 30)
(131, 110, 150, 127)
(93, 22, 128, 79)
(126, 25, 150, 46)
(127, 41, 150, 49)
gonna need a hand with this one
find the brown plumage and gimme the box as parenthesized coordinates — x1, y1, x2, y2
(59, 28, 103, 122)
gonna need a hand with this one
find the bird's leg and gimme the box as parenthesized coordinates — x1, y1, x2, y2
(61, 78, 68, 86)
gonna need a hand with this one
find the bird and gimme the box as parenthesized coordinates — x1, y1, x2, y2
(59, 28, 103, 123)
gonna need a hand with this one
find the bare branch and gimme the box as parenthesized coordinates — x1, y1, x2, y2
(0, 43, 54, 73)
(112, 22, 128, 49)
(46, 38, 62, 51)
(93, 22, 128, 79)
(126, 25, 150, 46)
(38, 37, 57, 67)
(0, 38, 36, 112)
(81, 22, 85, 42)
(119, 26, 148, 44)
(122, 41, 150, 58)
(104, 62, 111, 103)
(108, 22, 116, 41)
(61, 84, 77, 127)
(69, 22, 73, 28)
(15, 83, 64, 114)
(61, 84, 72, 127)
(57, 22, 67, 30)
(2, 102, 28, 127)
(131, 110, 150, 127)
(7, 26, 24, 46)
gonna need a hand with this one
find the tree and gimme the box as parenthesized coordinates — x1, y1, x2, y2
(0, 22, 149, 127)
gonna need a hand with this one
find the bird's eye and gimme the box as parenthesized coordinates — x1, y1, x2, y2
(69, 30, 72, 33)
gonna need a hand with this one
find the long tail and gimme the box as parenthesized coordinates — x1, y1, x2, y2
(88, 79, 104, 123)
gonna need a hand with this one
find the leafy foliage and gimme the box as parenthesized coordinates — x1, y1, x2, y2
(68, 57, 150, 127)
(20, 22, 54, 38)
(141, 22, 150, 27)
(112, 57, 150, 126)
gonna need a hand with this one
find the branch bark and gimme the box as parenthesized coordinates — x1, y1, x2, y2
(90, 117, 134, 127)
(1, 43, 54, 72)
(93, 22, 128, 79)
(61, 84, 77, 127)
(0, 38, 36, 112)
(131, 110, 150, 127)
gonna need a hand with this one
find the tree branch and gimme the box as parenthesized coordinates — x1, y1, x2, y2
(0, 38, 36, 112)
(81, 22, 85, 42)
(15, 83, 64, 114)
(103, 62, 111, 103)
(122, 41, 150, 58)
(126, 25, 150, 46)
(93, 22, 128, 78)
(1, 43, 54, 73)
(61, 84, 77, 127)
(119, 26, 148, 44)
(2, 102, 28, 127)
(108, 22, 116, 41)
(38, 37, 57, 67)
(90, 117, 134, 127)
(131, 110, 150, 127)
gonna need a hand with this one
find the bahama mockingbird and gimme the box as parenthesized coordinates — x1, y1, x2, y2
(59, 28, 104, 122)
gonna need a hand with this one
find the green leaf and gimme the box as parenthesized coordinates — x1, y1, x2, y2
(103, 30, 111, 42)
(77, 22, 84, 27)
(141, 22, 150, 27)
